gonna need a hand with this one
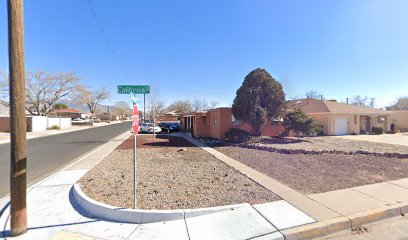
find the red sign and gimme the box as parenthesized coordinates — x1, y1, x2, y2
(132, 105, 139, 134)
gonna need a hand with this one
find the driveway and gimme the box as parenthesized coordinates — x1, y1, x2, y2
(334, 132, 408, 147)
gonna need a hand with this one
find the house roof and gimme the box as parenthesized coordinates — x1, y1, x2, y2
(164, 110, 182, 116)
(287, 98, 389, 115)
(54, 108, 84, 113)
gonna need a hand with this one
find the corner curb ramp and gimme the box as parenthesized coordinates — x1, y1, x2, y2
(178, 133, 408, 240)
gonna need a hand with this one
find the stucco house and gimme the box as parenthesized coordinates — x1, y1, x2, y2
(157, 110, 181, 122)
(181, 108, 286, 139)
(49, 108, 86, 119)
(389, 110, 408, 132)
(287, 98, 392, 135)
(182, 108, 233, 139)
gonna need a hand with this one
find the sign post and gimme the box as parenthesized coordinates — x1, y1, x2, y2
(117, 85, 147, 209)
(132, 105, 139, 208)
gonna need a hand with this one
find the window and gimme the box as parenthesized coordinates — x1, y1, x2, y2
(354, 115, 357, 124)
(214, 115, 218, 125)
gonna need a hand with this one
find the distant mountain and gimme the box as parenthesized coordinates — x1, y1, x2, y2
(0, 104, 8, 116)
(67, 103, 118, 114)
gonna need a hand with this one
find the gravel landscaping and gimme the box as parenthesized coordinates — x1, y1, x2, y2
(214, 145, 408, 195)
(78, 135, 280, 210)
(253, 136, 408, 156)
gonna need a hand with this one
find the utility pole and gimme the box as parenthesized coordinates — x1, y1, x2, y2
(370, 98, 375, 108)
(8, 0, 27, 236)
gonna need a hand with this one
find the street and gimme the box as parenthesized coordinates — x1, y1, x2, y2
(0, 121, 130, 198)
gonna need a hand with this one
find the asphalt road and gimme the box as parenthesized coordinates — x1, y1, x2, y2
(0, 121, 131, 198)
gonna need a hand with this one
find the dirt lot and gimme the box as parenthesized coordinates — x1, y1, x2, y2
(214, 145, 408, 195)
(78, 135, 280, 210)
(253, 136, 408, 155)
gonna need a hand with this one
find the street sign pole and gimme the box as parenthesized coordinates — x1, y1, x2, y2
(8, 0, 27, 236)
(143, 93, 146, 123)
(117, 84, 145, 209)
(133, 115, 137, 209)
(132, 104, 139, 209)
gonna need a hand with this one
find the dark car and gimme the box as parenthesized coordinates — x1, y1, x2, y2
(169, 123, 181, 132)
(159, 122, 179, 133)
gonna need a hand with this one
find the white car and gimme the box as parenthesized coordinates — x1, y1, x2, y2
(139, 123, 162, 133)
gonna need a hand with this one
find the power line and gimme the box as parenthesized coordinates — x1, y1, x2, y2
(86, 0, 129, 82)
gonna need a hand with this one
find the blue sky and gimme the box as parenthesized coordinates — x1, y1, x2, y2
(1, 0, 407, 108)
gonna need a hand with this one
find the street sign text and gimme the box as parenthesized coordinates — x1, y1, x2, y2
(117, 85, 150, 94)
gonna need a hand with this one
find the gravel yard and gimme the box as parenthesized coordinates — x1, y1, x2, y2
(214, 146, 408, 195)
(78, 135, 280, 210)
(254, 136, 408, 155)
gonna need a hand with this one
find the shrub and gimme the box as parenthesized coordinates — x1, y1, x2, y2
(225, 128, 251, 143)
(48, 125, 60, 130)
(283, 109, 323, 136)
(371, 126, 383, 135)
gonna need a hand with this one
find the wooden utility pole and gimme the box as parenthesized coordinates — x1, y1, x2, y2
(8, 0, 27, 236)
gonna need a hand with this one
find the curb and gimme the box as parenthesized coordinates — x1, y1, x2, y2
(347, 205, 402, 227)
(280, 203, 407, 240)
(281, 216, 350, 240)
(72, 184, 249, 224)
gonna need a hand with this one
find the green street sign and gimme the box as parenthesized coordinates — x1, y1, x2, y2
(117, 85, 150, 94)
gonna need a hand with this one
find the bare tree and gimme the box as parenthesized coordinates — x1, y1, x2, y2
(1, 71, 82, 115)
(387, 96, 408, 110)
(350, 95, 370, 107)
(166, 100, 193, 113)
(305, 90, 324, 100)
(114, 101, 132, 119)
(289, 95, 303, 101)
(146, 84, 166, 139)
(76, 87, 110, 124)
(191, 98, 209, 111)
(209, 101, 219, 109)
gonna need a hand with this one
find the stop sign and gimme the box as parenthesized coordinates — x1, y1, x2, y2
(132, 105, 139, 134)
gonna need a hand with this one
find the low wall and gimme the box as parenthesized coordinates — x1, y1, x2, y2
(0, 116, 72, 132)
(0, 116, 32, 132)
(31, 116, 47, 132)
(236, 121, 287, 137)
(47, 117, 71, 129)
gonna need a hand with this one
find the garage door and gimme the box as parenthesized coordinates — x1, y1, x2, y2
(335, 118, 348, 135)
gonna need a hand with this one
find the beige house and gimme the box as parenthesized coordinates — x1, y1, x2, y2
(287, 98, 391, 135)
(389, 110, 408, 132)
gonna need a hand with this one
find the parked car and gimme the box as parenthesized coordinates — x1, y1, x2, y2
(92, 117, 101, 123)
(169, 123, 181, 132)
(139, 123, 162, 133)
(159, 122, 179, 133)
(72, 118, 89, 123)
